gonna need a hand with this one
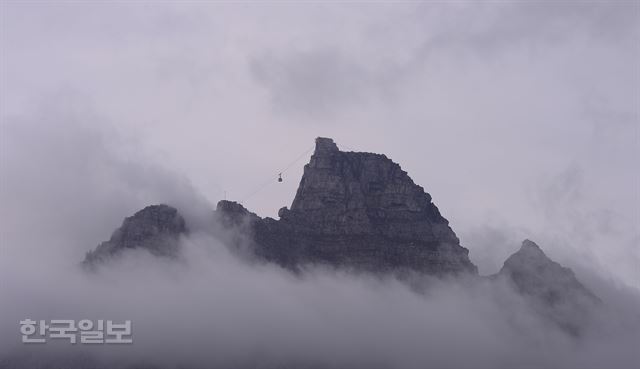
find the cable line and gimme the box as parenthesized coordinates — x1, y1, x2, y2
(239, 145, 314, 204)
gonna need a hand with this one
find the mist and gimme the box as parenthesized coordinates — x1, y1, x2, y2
(2, 231, 639, 369)
(1, 1, 639, 368)
(1, 103, 639, 369)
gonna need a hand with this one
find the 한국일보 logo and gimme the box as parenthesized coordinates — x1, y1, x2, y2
(19, 319, 132, 344)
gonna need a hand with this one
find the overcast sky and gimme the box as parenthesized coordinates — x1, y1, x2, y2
(1, 1, 638, 284)
(1, 2, 640, 368)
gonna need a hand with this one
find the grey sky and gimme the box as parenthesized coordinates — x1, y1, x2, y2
(1, 2, 640, 368)
(1, 1, 638, 283)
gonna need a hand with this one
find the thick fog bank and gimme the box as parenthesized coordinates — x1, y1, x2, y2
(1, 225, 639, 369)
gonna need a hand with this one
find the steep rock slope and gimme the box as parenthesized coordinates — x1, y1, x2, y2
(217, 137, 477, 275)
(81, 139, 601, 333)
(83, 204, 187, 265)
(496, 239, 600, 335)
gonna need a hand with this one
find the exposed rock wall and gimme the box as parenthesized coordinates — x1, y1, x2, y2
(83, 204, 186, 265)
(218, 137, 477, 275)
(82, 138, 601, 333)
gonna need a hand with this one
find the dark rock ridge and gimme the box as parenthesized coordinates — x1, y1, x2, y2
(217, 137, 476, 275)
(495, 239, 600, 335)
(82, 137, 600, 333)
(82, 139, 595, 304)
(85, 137, 476, 275)
(83, 204, 187, 265)
(498, 240, 598, 303)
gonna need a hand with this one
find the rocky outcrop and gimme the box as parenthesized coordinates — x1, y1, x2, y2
(217, 137, 477, 275)
(81, 138, 596, 314)
(496, 239, 600, 335)
(82, 138, 601, 333)
(83, 204, 187, 265)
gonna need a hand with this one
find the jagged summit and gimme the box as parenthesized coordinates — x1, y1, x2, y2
(81, 137, 602, 336)
(219, 137, 476, 275)
(513, 238, 545, 258)
(82, 138, 590, 291)
(85, 137, 475, 275)
(498, 239, 598, 302)
(497, 239, 600, 335)
(501, 239, 572, 280)
(287, 137, 455, 244)
(521, 238, 540, 249)
(83, 204, 186, 265)
(313, 137, 339, 154)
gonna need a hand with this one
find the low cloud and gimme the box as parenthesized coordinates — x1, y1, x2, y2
(1, 2, 639, 368)
(1, 230, 639, 369)
(1, 103, 639, 369)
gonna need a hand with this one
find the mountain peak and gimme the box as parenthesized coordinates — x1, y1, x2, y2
(222, 138, 476, 275)
(521, 238, 540, 249)
(501, 239, 564, 278)
(516, 239, 546, 258)
(314, 137, 339, 155)
(498, 239, 600, 335)
(81, 138, 601, 338)
(83, 204, 186, 265)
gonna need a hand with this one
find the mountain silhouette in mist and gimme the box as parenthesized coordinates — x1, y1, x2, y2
(83, 137, 600, 333)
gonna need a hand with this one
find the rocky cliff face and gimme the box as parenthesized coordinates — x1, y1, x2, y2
(83, 204, 187, 265)
(84, 138, 475, 275)
(82, 138, 600, 333)
(217, 137, 476, 275)
(82, 138, 596, 305)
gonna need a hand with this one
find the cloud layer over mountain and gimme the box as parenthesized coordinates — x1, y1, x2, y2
(1, 2, 639, 368)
